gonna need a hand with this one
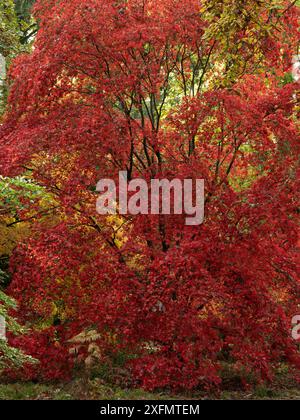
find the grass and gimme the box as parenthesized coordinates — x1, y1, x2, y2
(0, 377, 299, 400)
(0, 380, 176, 400)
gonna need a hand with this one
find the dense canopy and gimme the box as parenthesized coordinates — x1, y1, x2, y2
(0, 0, 299, 391)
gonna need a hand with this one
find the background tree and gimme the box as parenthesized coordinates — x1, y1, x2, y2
(0, 0, 36, 114)
(0, 0, 38, 371)
(0, 177, 43, 371)
(14, 0, 37, 44)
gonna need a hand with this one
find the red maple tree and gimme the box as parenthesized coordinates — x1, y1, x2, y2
(0, 0, 299, 389)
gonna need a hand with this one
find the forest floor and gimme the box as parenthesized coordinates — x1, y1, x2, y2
(0, 377, 299, 400)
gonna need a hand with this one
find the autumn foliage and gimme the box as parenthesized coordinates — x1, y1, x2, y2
(0, 0, 299, 390)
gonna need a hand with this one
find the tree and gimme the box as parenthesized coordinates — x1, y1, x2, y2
(0, 0, 299, 388)
(0, 290, 37, 371)
(0, 0, 19, 114)
(0, 0, 36, 59)
(14, 0, 37, 44)
(0, 0, 36, 115)
(0, 0, 20, 57)
(0, 177, 43, 371)
(0, 1, 38, 370)
(14, 0, 35, 21)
